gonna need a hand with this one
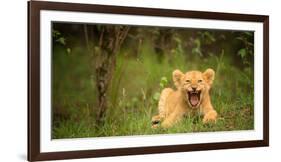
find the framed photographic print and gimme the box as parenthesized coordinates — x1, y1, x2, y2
(28, 1, 269, 161)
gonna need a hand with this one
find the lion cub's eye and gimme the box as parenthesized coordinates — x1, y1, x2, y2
(198, 79, 203, 83)
(185, 80, 191, 83)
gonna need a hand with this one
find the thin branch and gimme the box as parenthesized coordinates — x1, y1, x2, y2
(83, 24, 90, 52)
(99, 27, 105, 47)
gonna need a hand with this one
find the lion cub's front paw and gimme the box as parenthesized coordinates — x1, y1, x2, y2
(151, 121, 160, 129)
(151, 124, 159, 129)
(203, 110, 217, 124)
(151, 115, 161, 129)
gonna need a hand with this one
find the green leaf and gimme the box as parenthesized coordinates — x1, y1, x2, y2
(161, 76, 168, 83)
(244, 31, 253, 36)
(159, 83, 164, 88)
(194, 38, 201, 47)
(151, 29, 160, 35)
(236, 37, 244, 41)
(238, 48, 247, 58)
(160, 76, 168, 88)
(204, 31, 216, 42)
(66, 48, 71, 54)
(173, 36, 181, 44)
(52, 30, 61, 37)
(56, 37, 66, 45)
(153, 92, 161, 101)
(192, 48, 202, 57)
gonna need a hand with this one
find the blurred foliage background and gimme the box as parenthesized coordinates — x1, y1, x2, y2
(52, 23, 254, 139)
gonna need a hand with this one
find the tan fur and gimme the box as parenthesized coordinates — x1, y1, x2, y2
(152, 69, 217, 128)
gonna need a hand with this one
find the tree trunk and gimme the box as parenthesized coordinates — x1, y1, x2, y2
(95, 50, 112, 124)
(94, 26, 129, 125)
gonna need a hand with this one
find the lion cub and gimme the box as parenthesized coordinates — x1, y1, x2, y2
(152, 69, 217, 128)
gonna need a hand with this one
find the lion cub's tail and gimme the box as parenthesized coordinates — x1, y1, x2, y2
(158, 88, 173, 118)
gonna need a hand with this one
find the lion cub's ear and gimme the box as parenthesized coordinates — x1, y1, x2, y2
(203, 68, 215, 86)
(173, 69, 184, 88)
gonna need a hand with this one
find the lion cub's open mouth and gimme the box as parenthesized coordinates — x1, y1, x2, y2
(187, 90, 201, 108)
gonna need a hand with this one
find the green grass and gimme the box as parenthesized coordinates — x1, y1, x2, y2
(52, 40, 254, 139)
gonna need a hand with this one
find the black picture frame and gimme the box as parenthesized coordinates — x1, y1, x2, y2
(28, 1, 269, 161)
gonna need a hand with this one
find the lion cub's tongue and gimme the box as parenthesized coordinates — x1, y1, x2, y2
(190, 94, 199, 106)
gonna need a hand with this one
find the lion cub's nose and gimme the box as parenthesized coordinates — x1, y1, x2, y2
(192, 87, 197, 91)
